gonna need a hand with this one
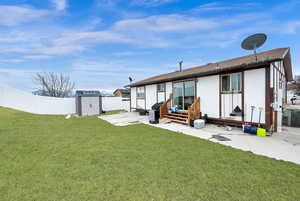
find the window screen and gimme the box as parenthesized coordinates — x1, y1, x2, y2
(231, 73, 241, 91)
(222, 75, 230, 92)
(137, 87, 145, 99)
(157, 83, 165, 92)
(222, 73, 241, 92)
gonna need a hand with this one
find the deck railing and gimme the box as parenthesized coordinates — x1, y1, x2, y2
(160, 98, 171, 118)
(187, 97, 201, 126)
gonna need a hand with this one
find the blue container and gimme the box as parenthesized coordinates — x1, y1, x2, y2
(244, 125, 257, 135)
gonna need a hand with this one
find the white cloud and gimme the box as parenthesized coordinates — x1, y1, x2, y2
(113, 51, 151, 56)
(72, 58, 171, 75)
(0, 55, 53, 63)
(0, 59, 25, 63)
(271, 0, 300, 14)
(51, 0, 68, 11)
(0, 1, 298, 91)
(131, 0, 178, 7)
(194, 2, 233, 11)
(0, 41, 85, 56)
(70, 58, 188, 89)
(0, 12, 269, 57)
(184, 27, 260, 48)
(0, 6, 49, 26)
(193, 2, 260, 12)
(70, 59, 143, 89)
(72, 59, 134, 73)
(49, 14, 219, 50)
(85, 18, 103, 30)
(53, 31, 133, 46)
(0, 68, 41, 91)
(0, 4, 289, 60)
(114, 14, 218, 33)
(0, 68, 38, 74)
(40, 45, 86, 55)
(0, 47, 32, 54)
(96, 0, 120, 7)
(286, 21, 300, 34)
(23, 55, 53, 59)
(51, 30, 172, 49)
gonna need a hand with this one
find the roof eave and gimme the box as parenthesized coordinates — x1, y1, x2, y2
(128, 60, 280, 87)
(283, 49, 293, 82)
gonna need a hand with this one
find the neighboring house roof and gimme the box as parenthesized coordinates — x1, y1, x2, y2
(114, 88, 130, 94)
(113, 88, 130, 96)
(129, 48, 293, 87)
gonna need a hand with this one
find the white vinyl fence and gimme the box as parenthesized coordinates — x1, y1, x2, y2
(102, 96, 127, 111)
(122, 98, 130, 112)
(0, 85, 75, 115)
(0, 85, 130, 115)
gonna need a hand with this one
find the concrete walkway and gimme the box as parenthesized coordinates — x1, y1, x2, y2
(99, 112, 300, 165)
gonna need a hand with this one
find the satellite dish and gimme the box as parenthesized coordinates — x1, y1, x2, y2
(241, 33, 267, 61)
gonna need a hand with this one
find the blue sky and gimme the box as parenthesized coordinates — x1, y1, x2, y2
(0, 0, 299, 91)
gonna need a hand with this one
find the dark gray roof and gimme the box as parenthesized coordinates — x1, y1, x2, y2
(75, 90, 101, 97)
(129, 48, 293, 87)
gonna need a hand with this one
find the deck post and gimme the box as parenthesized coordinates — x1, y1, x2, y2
(160, 98, 171, 118)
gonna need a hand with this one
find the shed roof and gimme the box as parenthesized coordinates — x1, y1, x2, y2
(75, 90, 101, 97)
(129, 48, 293, 87)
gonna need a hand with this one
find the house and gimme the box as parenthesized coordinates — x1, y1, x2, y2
(113, 88, 130, 98)
(128, 48, 293, 132)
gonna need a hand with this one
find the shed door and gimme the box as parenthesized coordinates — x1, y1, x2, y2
(81, 97, 100, 116)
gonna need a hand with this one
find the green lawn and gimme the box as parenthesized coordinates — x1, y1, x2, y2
(0, 107, 299, 201)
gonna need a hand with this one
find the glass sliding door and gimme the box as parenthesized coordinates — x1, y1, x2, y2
(184, 81, 195, 110)
(173, 82, 184, 109)
(172, 80, 195, 110)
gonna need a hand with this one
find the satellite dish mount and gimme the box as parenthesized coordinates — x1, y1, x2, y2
(178, 61, 183, 72)
(241, 33, 267, 62)
(129, 76, 133, 83)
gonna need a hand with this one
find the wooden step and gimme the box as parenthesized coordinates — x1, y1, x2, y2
(168, 112, 188, 117)
(170, 119, 188, 125)
(161, 111, 189, 125)
(175, 110, 188, 114)
(164, 114, 187, 121)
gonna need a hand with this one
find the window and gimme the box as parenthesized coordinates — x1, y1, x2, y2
(157, 83, 165, 92)
(231, 73, 241, 91)
(172, 81, 195, 110)
(222, 75, 230, 92)
(137, 87, 145, 99)
(279, 74, 283, 89)
(221, 73, 241, 92)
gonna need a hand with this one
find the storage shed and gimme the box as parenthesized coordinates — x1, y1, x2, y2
(75, 90, 102, 116)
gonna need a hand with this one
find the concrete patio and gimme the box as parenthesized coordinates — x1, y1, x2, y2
(99, 112, 300, 165)
(99, 112, 148, 126)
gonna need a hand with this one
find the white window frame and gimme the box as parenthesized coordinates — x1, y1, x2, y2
(221, 73, 241, 93)
(157, 83, 165, 92)
(137, 87, 145, 99)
